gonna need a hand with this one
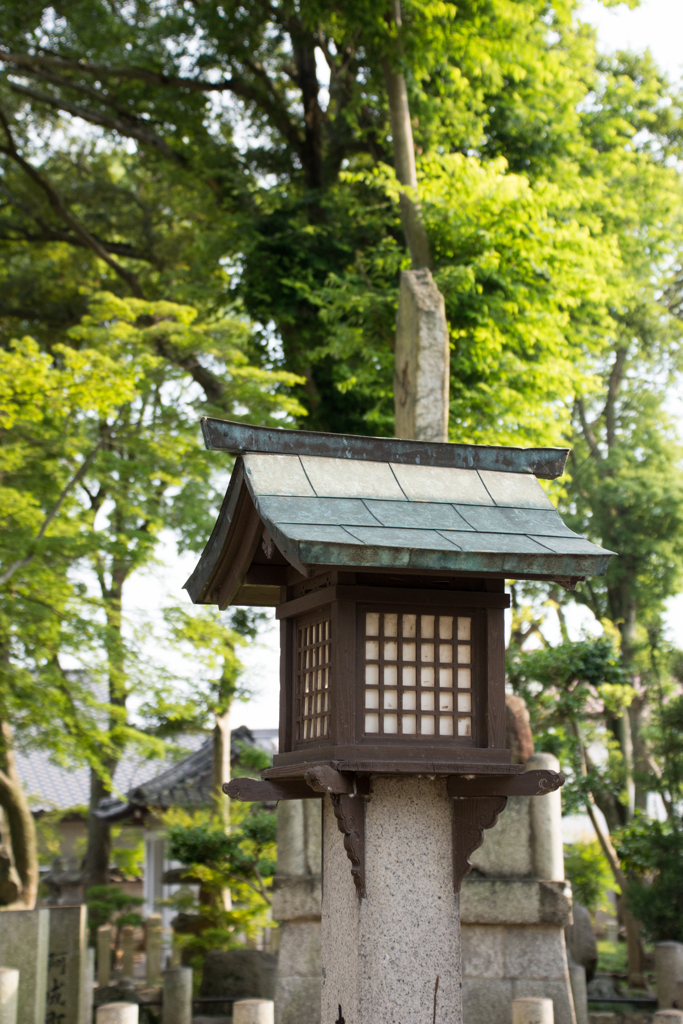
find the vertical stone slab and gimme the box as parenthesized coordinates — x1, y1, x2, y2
(96, 925, 111, 988)
(120, 926, 135, 979)
(273, 800, 322, 1024)
(394, 269, 450, 443)
(46, 905, 87, 1024)
(146, 915, 163, 985)
(321, 777, 462, 1024)
(162, 967, 192, 1024)
(0, 967, 19, 1024)
(656, 942, 683, 1008)
(527, 754, 564, 881)
(0, 908, 49, 1024)
(83, 949, 94, 1024)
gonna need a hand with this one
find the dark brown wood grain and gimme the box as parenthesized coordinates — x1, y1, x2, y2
(486, 608, 506, 750)
(225, 777, 320, 801)
(276, 585, 511, 620)
(451, 795, 508, 892)
(447, 769, 565, 797)
(215, 493, 264, 609)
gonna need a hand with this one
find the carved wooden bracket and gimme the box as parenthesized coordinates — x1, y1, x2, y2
(447, 769, 564, 798)
(305, 767, 369, 898)
(224, 777, 320, 801)
(451, 795, 508, 894)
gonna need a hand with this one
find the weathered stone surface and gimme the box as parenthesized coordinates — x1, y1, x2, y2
(0, 968, 18, 1024)
(461, 880, 572, 927)
(321, 777, 462, 1024)
(162, 967, 192, 1024)
(394, 269, 450, 443)
(271, 877, 321, 922)
(654, 1013, 683, 1021)
(527, 753, 564, 881)
(97, 925, 112, 988)
(513, 997, 554, 1024)
(469, 797, 533, 877)
(47, 905, 87, 1024)
(656, 943, 683, 1009)
(83, 948, 95, 1024)
(200, 951, 277, 1002)
(568, 963, 589, 1024)
(233, 1000, 274, 1024)
(507, 695, 534, 765)
(275, 920, 320, 1024)
(565, 904, 598, 981)
(146, 915, 162, 985)
(96, 1004, 138, 1024)
(0, 908, 48, 1024)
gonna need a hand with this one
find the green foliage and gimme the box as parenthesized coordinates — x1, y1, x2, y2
(564, 839, 614, 914)
(86, 885, 144, 936)
(616, 818, 683, 943)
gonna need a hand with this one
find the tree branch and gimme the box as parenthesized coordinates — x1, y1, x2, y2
(574, 397, 602, 461)
(604, 347, 627, 451)
(0, 109, 143, 296)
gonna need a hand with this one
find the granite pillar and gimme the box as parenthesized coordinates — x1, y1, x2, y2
(83, 949, 94, 1024)
(0, 908, 49, 1024)
(273, 800, 321, 1024)
(656, 942, 683, 1009)
(146, 916, 162, 985)
(321, 777, 461, 1024)
(120, 926, 135, 979)
(162, 967, 192, 1024)
(46, 905, 87, 1024)
(97, 925, 111, 988)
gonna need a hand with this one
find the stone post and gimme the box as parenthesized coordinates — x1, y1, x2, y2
(146, 915, 163, 985)
(656, 942, 683, 1008)
(96, 1003, 138, 1024)
(0, 968, 19, 1024)
(273, 800, 322, 1024)
(83, 948, 95, 1024)
(321, 777, 461, 1024)
(527, 753, 564, 880)
(234, 1000, 275, 1024)
(120, 926, 135, 979)
(47, 905, 87, 1024)
(567, 964, 588, 1024)
(513, 998, 554, 1024)
(0, 908, 49, 1024)
(394, 269, 450, 443)
(97, 925, 112, 988)
(655, 1013, 683, 1022)
(162, 966, 192, 1024)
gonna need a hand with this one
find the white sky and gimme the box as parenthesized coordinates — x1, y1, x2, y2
(125, 0, 683, 734)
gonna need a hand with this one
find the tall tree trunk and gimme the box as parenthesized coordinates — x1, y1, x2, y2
(83, 767, 114, 889)
(0, 722, 38, 908)
(213, 709, 231, 827)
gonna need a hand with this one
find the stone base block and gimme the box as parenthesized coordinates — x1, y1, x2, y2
(275, 920, 321, 1024)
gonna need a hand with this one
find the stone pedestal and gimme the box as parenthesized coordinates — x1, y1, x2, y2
(162, 966, 192, 1024)
(234, 1000, 274, 1024)
(321, 777, 461, 1024)
(0, 968, 19, 1024)
(0, 908, 49, 1024)
(47, 905, 88, 1024)
(273, 800, 321, 1024)
(656, 943, 683, 1009)
(120, 926, 135, 979)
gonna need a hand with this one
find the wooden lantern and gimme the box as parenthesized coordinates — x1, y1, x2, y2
(185, 418, 614, 891)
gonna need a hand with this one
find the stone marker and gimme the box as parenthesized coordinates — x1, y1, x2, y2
(47, 905, 88, 1024)
(655, 1013, 683, 1022)
(565, 904, 598, 981)
(0, 968, 19, 1024)
(233, 1000, 275, 1024)
(321, 777, 462, 1024)
(0, 908, 49, 1024)
(605, 920, 619, 945)
(568, 963, 589, 1024)
(394, 269, 450, 443)
(120, 926, 135, 979)
(96, 1003, 138, 1024)
(97, 925, 112, 988)
(513, 997, 554, 1024)
(656, 942, 683, 1008)
(273, 800, 321, 1024)
(162, 967, 192, 1024)
(527, 753, 564, 880)
(83, 949, 95, 1024)
(146, 915, 162, 985)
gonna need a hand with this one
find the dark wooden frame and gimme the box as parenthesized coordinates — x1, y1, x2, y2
(271, 583, 509, 776)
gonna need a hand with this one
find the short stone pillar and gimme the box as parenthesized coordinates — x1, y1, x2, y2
(567, 963, 588, 1024)
(162, 966, 192, 1024)
(513, 997, 554, 1024)
(321, 777, 461, 1024)
(656, 942, 683, 1008)
(234, 1000, 275, 1024)
(146, 915, 163, 985)
(0, 908, 49, 1024)
(273, 800, 321, 1024)
(96, 1002, 139, 1024)
(97, 925, 112, 988)
(83, 948, 95, 1024)
(0, 968, 19, 1024)
(47, 905, 88, 1024)
(655, 1012, 683, 1022)
(120, 926, 135, 979)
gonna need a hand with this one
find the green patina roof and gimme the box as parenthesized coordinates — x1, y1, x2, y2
(185, 420, 615, 605)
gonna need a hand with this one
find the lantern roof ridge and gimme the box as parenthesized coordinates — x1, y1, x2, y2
(200, 417, 569, 480)
(184, 423, 616, 608)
